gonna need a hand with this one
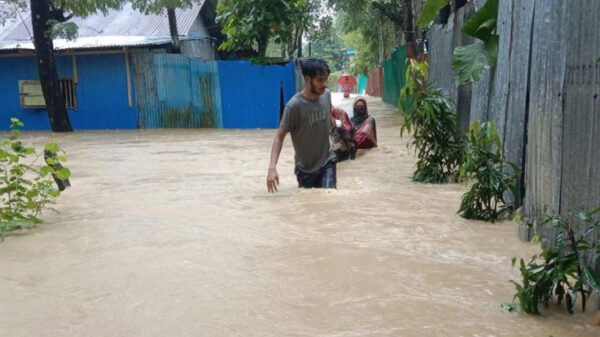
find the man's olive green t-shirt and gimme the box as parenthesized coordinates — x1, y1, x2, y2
(280, 90, 335, 174)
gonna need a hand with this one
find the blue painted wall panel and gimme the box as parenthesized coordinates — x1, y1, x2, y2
(0, 54, 136, 130)
(0, 55, 295, 130)
(72, 54, 136, 129)
(0, 56, 73, 130)
(218, 61, 296, 129)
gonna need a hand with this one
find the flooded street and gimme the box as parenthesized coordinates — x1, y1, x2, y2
(0, 93, 597, 336)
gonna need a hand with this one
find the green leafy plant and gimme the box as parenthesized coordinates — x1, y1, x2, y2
(459, 121, 518, 221)
(453, 0, 499, 84)
(416, 0, 449, 28)
(0, 118, 70, 242)
(504, 208, 600, 314)
(399, 59, 428, 114)
(399, 60, 463, 183)
(217, 0, 310, 57)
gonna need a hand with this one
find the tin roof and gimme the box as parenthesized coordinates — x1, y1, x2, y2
(0, 2, 205, 51)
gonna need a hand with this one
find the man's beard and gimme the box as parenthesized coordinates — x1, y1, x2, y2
(310, 81, 323, 96)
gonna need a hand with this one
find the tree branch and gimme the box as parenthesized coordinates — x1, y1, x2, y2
(49, 0, 72, 23)
(371, 2, 404, 28)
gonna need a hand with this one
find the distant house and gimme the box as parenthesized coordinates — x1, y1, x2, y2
(0, 1, 222, 130)
(346, 49, 357, 62)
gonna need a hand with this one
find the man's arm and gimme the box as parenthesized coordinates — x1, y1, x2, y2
(267, 127, 288, 193)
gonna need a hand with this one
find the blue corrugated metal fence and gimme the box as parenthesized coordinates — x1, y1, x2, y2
(1, 51, 296, 130)
(133, 53, 294, 129)
(218, 61, 296, 129)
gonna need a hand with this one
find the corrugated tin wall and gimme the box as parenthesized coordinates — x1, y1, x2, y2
(428, 3, 475, 133)
(428, 13, 458, 103)
(357, 74, 367, 94)
(381, 46, 408, 107)
(524, 0, 568, 231)
(2, 50, 294, 130)
(218, 61, 296, 129)
(427, 0, 600, 283)
(190, 60, 223, 128)
(132, 50, 160, 128)
(498, 0, 534, 205)
(560, 0, 600, 269)
(366, 67, 383, 97)
(132, 50, 222, 128)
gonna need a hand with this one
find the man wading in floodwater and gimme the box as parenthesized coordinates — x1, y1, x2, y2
(267, 58, 336, 192)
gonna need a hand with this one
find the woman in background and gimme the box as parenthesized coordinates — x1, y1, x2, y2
(351, 97, 377, 149)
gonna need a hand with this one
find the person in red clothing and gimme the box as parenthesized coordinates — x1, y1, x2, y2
(351, 97, 377, 149)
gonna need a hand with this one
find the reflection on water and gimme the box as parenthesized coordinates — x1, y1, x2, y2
(0, 93, 596, 336)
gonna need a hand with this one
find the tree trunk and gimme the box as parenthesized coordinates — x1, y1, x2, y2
(297, 31, 302, 58)
(403, 0, 416, 59)
(378, 18, 384, 63)
(257, 35, 268, 57)
(308, 41, 311, 56)
(167, 8, 181, 54)
(30, 0, 72, 132)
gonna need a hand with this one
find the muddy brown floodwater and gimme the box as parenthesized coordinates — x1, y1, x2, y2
(0, 93, 597, 336)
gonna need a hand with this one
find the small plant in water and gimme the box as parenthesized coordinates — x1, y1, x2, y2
(504, 208, 600, 315)
(399, 59, 463, 183)
(0, 118, 70, 242)
(458, 120, 518, 222)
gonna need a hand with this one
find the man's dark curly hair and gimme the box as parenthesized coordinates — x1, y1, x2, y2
(298, 58, 330, 78)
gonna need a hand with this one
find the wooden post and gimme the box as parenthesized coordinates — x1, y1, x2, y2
(124, 48, 133, 108)
(72, 54, 78, 84)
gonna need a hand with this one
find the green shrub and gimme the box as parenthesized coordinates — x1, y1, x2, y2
(504, 208, 600, 315)
(458, 121, 518, 221)
(399, 59, 463, 183)
(0, 118, 70, 242)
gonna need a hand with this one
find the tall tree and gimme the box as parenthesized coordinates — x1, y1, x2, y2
(166, 8, 181, 53)
(131, 0, 207, 54)
(371, 0, 416, 58)
(216, 0, 309, 58)
(307, 22, 346, 72)
(330, 0, 397, 74)
(31, 0, 72, 131)
(328, 0, 420, 60)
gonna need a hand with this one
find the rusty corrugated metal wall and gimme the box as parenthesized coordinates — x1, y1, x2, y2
(428, 3, 475, 134)
(366, 67, 383, 97)
(559, 0, 600, 269)
(133, 50, 295, 129)
(428, 0, 600, 282)
(132, 50, 222, 128)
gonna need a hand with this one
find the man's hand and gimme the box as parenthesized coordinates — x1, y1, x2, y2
(267, 168, 279, 193)
(267, 127, 287, 193)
